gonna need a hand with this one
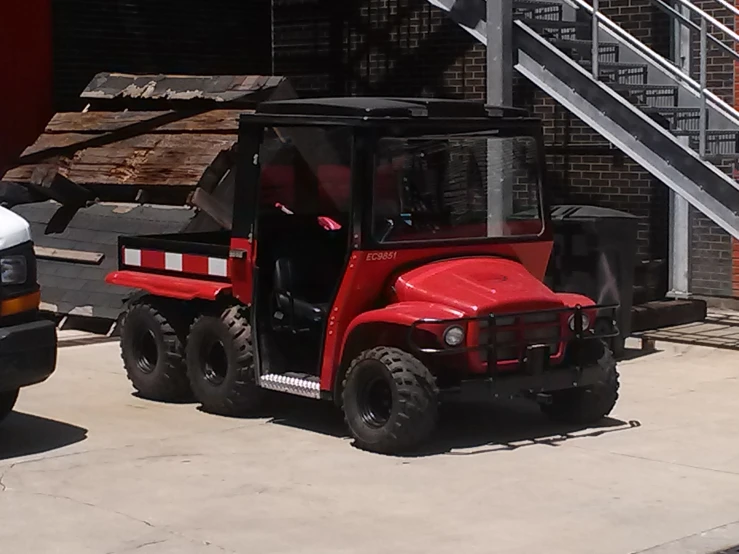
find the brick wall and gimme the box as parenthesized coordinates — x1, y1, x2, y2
(273, 0, 486, 99)
(272, 0, 737, 300)
(689, 1, 735, 297)
(734, 0, 739, 296)
(52, 0, 272, 111)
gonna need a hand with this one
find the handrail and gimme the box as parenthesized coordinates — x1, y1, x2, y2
(576, 0, 739, 159)
(711, 0, 739, 19)
(675, 0, 739, 45)
(650, 0, 739, 62)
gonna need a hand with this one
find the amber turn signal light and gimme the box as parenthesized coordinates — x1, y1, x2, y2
(1, 291, 41, 317)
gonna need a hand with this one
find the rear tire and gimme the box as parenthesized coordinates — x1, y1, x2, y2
(540, 344, 619, 424)
(342, 347, 438, 454)
(186, 305, 262, 416)
(119, 299, 191, 401)
(0, 389, 18, 423)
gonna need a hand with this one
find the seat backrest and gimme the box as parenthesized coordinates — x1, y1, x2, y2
(274, 257, 297, 293)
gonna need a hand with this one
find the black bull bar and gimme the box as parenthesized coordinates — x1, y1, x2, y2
(407, 303, 620, 379)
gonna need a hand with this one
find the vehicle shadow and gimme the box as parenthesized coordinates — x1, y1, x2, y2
(265, 394, 641, 457)
(416, 401, 639, 457)
(617, 345, 661, 362)
(0, 412, 88, 461)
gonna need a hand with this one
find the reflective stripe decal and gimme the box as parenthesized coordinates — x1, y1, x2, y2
(123, 248, 141, 267)
(122, 247, 229, 278)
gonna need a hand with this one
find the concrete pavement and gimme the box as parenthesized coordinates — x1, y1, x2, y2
(1, 336, 739, 554)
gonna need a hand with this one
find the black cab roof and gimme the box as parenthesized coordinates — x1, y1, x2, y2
(245, 97, 533, 127)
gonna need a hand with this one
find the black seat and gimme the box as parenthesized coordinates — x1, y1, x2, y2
(273, 257, 330, 330)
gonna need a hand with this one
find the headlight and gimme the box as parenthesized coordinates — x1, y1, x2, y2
(443, 325, 465, 347)
(568, 313, 590, 332)
(1, 256, 27, 284)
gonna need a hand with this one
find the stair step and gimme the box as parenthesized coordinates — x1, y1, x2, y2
(674, 129, 739, 156)
(610, 83, 679, 108)
(519, 18, 589, 40)
(581, 60, 648, 85)
(519, 19, 586, 29)
(259, 372, 321, 399)
(643, 106, 702, 131)
(550, 38, 619, 62)
(513, 0, 563, 20)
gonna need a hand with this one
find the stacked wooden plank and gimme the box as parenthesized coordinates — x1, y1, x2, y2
(2, 72, 295, 216)
(0, 72, 296, 323)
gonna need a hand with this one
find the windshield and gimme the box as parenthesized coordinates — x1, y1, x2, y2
(372, 134, 544, 243)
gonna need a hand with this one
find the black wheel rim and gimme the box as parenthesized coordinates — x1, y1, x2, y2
(135, 329, 158, 374)
(357, 366, 394, 428)
(202, 338, 228, 386)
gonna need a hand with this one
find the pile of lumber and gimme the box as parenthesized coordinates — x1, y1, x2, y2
(2, 72, 296, 233)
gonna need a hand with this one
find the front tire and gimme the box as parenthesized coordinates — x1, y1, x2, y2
(342, 347, 438, 454)
(119, 299, 191, 401)
(540, 344, 619, 424)
(186, 305, 262, 416)
(0, 389, 18, 423)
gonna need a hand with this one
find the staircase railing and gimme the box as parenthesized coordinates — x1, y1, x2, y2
(585, 0, 739, 158)
(650, 0, 739, 63)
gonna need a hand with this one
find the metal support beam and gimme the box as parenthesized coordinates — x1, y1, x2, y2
(486, 0, 512, 105)
(486, 0, 513, 236)
(667, 187, 692, 299)
(667, 4, 692, 299)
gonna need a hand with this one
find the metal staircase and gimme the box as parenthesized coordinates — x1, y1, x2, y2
(425, 0, 739, 243)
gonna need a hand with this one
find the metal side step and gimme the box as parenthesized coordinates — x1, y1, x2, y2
(515, 20, 739, 239)
(259, 372, 321, 399)
(580, 61, 648, 85)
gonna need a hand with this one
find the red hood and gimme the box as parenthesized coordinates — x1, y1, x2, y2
(394, 257, 563, 315)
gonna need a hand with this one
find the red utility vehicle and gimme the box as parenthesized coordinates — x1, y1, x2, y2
(106, 97, 620, 454)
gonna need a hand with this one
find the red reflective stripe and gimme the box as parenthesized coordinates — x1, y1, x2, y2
(182, 254, 210, 275)
(140, 249, 165, 269)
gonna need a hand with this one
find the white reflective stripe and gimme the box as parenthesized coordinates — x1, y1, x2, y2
(208, 257, 228, 277)
(123, 248, 141, 267)
(165, 252, 183, 271)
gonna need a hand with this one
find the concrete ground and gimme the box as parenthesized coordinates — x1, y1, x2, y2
(2, 335, 739, 554)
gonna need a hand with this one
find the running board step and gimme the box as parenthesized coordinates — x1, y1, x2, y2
(259, 372, 321, 399)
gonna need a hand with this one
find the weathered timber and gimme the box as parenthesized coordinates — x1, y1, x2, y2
(29, 167, 95, 206)
(0, 73, 296, 207)
(189, 187, 233, 230)
(45, 205, 83, 235)
(6, 134, 235, 188)
(81, 73, 289, 108)
(34, 246, 104, 265)
(45, 110, 245, 134)
(194, 148, 235, 194)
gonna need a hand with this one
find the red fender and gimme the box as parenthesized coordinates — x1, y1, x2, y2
(105, 270, 232, 301)
(555, 292, 596, 308)
(338, 301, 466, 362)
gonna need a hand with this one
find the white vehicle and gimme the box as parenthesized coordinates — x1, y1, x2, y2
(0, 206, 57, 422)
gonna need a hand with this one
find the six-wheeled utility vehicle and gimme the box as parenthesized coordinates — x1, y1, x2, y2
(107, 97, 620, 454)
